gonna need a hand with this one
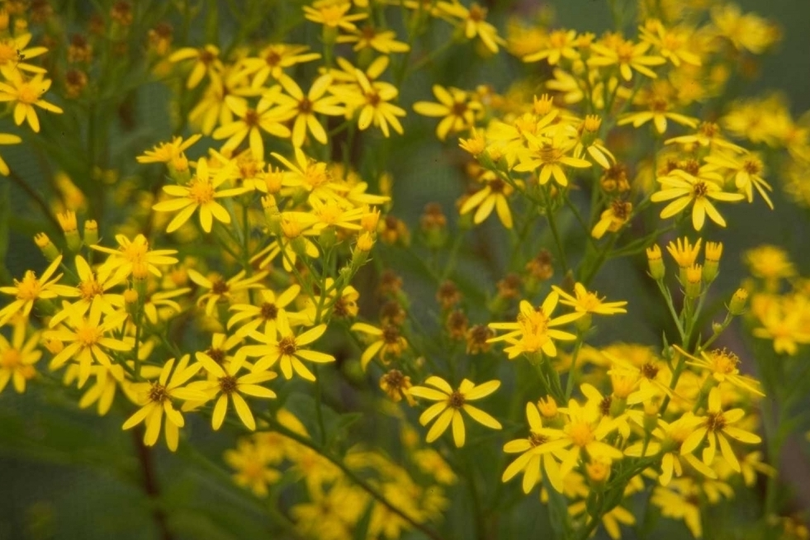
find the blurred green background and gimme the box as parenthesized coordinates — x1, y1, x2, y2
(1, 1, 810, 539)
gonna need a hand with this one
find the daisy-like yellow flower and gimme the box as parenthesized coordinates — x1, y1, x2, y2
(0, 322, 41, 394)
(93, 234, 179, 281)
(224, 438, 282, 497)
(502, 401, 569, 493)
(552, 283, 628, 317)
(168, 44, 223, 89)
(752, 298, 810, 355)
(588, 38, 666, 81)
(513, 132, 592, 187)
(303, 278, 360, 323)
(187, 269, 267, 318)
(45, 307, 131, 386)
(274, 74, 345, 147)
(674, 345, 764, 396)
(0, 33, 49, 73)
(488, 293, 582, 359)
(212, 92, 293, 158)
(522, 29, 579, 65)
(49, 255, 124, 328)
(408, 376, 502, 447)
(272, 148, 347, 205)
(227, 284, 302, 338)
(666, 237, 702, 268)
(187, 352, 277, 431)
(625, 414, 717, 486)
(122, 355, 206, 451)
(152, 157, 250, 233)
(379, 369, 415, 406)
(651, 170, 745, 230)
(618, 91, 698, 134)
(336, 25, 410, 54)
(303, 2, 367, 32)
(459, 173, 515, 229)
(651, 480, 703, 538)
(556, 400, 623, 477)
(0, 255, 72, 325)
(681, 387, 762, 472)
(241, 311, 333, 381)
(437, 1, 505, 54)
(592, 200, 632, 239)
(331, 69, 406, 137)
(413, 85, 483, 141)
(0, 133, 21, 176)
(639, 19, 701, 67)
(0, 66, 63, 132)
(665, 122, 745, 153)
(241, 43, 321, 89)
(350, 322, 409, 370)
(703, 152, 774, 209)
(137, 134, 201, 166)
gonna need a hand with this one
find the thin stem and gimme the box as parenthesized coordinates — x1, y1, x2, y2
(131, 427, 174, 540)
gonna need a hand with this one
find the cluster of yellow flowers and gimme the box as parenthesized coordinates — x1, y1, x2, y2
(2, 0, 809, 539)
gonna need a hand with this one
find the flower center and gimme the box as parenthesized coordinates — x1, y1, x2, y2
(599, 395, 612, 416)
(692, 181, 708, 198)
(382, 325, 401, 344)
(15, 272, 43, 300)
(641, 362, 659, 380)
(529, 432, 549, 447)
(0, 42, 16, 63)
(18, 82, 40, 104)
(207, 348, 225, 363)
(244, 109, 260, 127)
(710, 349, 739, 374)
(452, 101, 468, 116)
(743, 158, 762, 174)
(705, 412, 726, 432)
(448, 391, 466, 409)
(188, 177, 216, 204)
(76, 325, 101, 347)
(260, 302, 278, 320)
(218, 375, 238, 395)
(79, 278, 104, 300)
(265, 50, 281, 66)
(0, 348, 21, 368)
(468, 4, 486, 22)
(148, 383, 169, 403)
(568, 421, 595, 447)
(298, 97, 313, 114)
(538, 144, 563, 164)
(279, 336, 297, 356)
(488, 178, 506, 193)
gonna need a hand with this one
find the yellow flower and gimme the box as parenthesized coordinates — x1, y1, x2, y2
(272, 148, 347, 205)
(675, 345, 764, 396)
(187, 269, 267, 318)
(45, 306, 131, 386)
(0, 255, 72, 325)
(275, 74, 345, 147)
(137, 134, 201, 165)
(502, 401, 569, 493)
(751, 296, 810, 355)
(331, 69, 406, 137)
(409, 376, 502, 447)
(241, 311, 333, 381)
(488, 293, 582, 358)
(513, 132, 592, 187)
(437, 1, 505, 54)
(523, 29, 580, 65)
(379, 369, 415, 406)
(212, 92, 293, 157)
(651, 170, 745, 230)
(0, 33, 49, 74)
(0, 321, 41, 394)
(224, 438, 282, 496)
(152, 157, 250, 233)
(49, 255, 124, 329)
(0, 132, 22, 176)
(703, 152, 774, 209)
(336, 25, 410, 54)
(459, 173, 515, 229)
(168, 44, 223, 89)
(588, 38, 666, 81)
(303, 2, 367, 31)
(680, 387, 762, 472)
(122, 355, 207, 451)
(552, 283, 628, 316)
(592, 200, 632, 239)
(0, 66, 63, 132)
(241, 43, 321, 89)
(665, 122, 745, 153)
(228, 285, 303, 338)
(651, 480, 703, 538)
(350, 322, 409, 370)
(413, 85, 483, 141)
(142, 287, 190, 325)
(187, 352, 277, 431)
(666, 237, 701, 268)
(745, 245, 795, 281)
(92, 234, 179, 281)
(555, 400, 623, 478)
(639, 19, 701, 67)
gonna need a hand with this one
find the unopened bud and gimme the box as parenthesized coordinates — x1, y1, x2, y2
(361, 207, 380, 232)
(702, 241, 723, 282)
(685, 264, 702, 297)
(586, 458, 611, 486)
(646, 245, 665, 280)
(728, 288, 748, 315)
(34, 233, 60, 261)
(83, 220, 98, 247)
(57, 211, 81, 252)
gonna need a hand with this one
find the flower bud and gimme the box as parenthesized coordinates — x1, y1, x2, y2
(124, 288, 139, 316)
(685, 264, 702, 297)
(83, 220, 99, 247)
(728, 288, 748, 315)
(586, 457, 611, 487)
(646, 245, 665, 280)
(57, 210, 82, 252)
(361, 207, 380, 233)
(34, 233, 60, 262)
(702, 241, 723, 283)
